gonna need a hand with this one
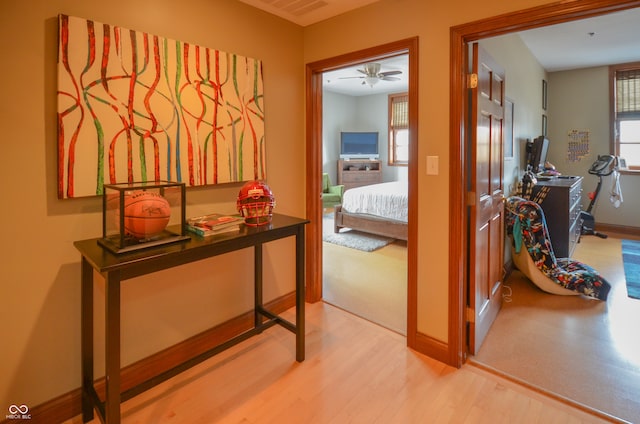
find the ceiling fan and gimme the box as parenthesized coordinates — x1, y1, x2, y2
(339, 62, 403, 87)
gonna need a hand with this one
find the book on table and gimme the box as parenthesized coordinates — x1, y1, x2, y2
(187, 213, 243, 236)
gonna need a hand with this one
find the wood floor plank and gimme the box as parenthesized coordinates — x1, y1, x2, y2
(473, 235, 640, 423)
(65, 302, 611, 424)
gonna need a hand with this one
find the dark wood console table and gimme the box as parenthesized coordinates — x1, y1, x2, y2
(74, 214, 308, 424)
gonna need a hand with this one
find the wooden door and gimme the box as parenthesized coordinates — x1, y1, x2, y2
(468, 43, 505, 355)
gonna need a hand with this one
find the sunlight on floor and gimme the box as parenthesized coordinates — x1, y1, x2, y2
(574, 235, 640, 368)
(607, 282, 640, 367)
(473, 234, 640, 423)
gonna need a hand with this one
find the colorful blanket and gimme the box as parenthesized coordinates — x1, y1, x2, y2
(505, 196, 610, 300)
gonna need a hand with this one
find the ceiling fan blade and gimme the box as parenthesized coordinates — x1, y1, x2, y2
(379, 70, 402, 77)
(380, 76, 401, 81)
(338, 76, 365, 79)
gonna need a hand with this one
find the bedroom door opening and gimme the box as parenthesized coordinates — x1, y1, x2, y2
(321, 54, 409, 335)
(451, 1, 640, 365)
(305, 38, 419, 341)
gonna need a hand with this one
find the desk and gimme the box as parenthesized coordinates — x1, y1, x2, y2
(74, 214, 308, 424)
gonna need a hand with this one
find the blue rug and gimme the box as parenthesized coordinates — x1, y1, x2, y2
(622, 239, 640, 299)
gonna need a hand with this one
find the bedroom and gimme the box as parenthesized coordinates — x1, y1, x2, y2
(320, 55, 409, 334)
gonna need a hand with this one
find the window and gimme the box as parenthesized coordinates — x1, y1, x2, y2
(388, 93, 409, 165)
(611, 63, 640, 169)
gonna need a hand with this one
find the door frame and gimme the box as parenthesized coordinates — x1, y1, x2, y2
(305, 38, 419, 345)
(451, 0, 640, 367)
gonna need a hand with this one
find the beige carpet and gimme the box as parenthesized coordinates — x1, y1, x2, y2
(471, 235, 640, 423)
(322, 237, 407, 335)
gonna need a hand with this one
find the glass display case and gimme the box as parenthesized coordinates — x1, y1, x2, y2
(98, 181, 189, 253)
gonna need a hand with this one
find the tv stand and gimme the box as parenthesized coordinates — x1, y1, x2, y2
(337, 159, 382, 190)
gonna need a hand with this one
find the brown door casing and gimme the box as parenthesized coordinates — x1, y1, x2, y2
(451, 0, 640, 367)
(305, 37, 419, 348)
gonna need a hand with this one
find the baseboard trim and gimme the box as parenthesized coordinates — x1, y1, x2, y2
(596, 223, 640, 238)
(8, 293, 295, 424)
(468, 360, 628, 423)
(412, 331, 449, 365)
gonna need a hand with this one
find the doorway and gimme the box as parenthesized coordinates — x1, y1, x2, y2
(451, 0, 640, 365)
(305, 38, 419, 344)
(321, 55, 409, 334)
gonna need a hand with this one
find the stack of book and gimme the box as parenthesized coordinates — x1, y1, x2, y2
(186, 213, 243, 237)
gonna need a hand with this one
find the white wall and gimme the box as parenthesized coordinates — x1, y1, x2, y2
(548, 67, 640, 227)
(323, 91, 407, 183)
(322, 91, 356, 180)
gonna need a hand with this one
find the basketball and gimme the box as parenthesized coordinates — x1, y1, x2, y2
(123, 191, 171, 239)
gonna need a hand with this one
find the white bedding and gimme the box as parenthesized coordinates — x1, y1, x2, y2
(341, 181, 408, 222)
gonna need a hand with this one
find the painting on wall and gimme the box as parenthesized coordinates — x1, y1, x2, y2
(57, 14, 266, 199)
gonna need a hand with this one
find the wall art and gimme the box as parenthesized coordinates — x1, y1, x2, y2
(567, 129, 590, 162)
(57, 14, 265, 199)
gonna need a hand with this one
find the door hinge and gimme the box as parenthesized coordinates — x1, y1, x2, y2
(466, 307, 475, 323)
(466, 191, 476, 206)
(468, 73, 478, 89)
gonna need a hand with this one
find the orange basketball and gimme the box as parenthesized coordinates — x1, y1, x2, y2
(123, 191, 171, 239)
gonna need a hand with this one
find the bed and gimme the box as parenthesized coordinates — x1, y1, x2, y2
(334, 181, 408, 241)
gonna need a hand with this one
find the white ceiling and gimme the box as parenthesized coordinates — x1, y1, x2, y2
(237, 1, 640, 95)
(322, 55, 408, 97)
(236, 0, 383, 27)
(518, 7, 640, 72)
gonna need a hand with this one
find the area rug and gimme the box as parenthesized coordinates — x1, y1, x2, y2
(322, 214, 394, 252)
(622, 239, 640, 299)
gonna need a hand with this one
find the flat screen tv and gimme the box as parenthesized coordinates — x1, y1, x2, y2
(340, 131, 379, 159)
(526, 135, 549, 174)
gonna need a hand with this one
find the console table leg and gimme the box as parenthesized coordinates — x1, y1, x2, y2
(81, 257, 94, 422)
(105, 271, 122, 424)
(254, 244, 263, 330)
(296, 227, 306, 362)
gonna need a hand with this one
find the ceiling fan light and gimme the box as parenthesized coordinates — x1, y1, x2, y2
(365, 76, 379, 87)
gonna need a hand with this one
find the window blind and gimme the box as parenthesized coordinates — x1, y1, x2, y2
(616, 69, 640, 119)
(391, 94, 409, 129)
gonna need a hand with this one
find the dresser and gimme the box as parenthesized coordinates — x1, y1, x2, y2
(531, 176, 583, 258)
(337, 159, 382, 190)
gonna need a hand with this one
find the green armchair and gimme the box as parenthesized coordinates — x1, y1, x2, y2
(321, 173, 344, 208)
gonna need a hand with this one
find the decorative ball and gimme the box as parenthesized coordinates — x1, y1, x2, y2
(123, 191, 171, 239)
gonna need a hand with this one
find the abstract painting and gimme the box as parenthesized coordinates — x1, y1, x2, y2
(57, 14, 265, 199)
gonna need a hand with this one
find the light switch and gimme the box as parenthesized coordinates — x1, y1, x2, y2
(427, 156, 439, 175)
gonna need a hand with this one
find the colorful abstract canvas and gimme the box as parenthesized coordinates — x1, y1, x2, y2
(57, 14, 266, 199)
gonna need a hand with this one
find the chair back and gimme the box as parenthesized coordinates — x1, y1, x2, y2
(322, 173, 330, 193)
(505, 196, 557, 264)
(505, 196, 610, 300)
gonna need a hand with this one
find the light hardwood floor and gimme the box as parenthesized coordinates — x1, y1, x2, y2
(66, 301, 611, 423)
(323, 239, 407, 335)
(472, 234, 640, 423)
